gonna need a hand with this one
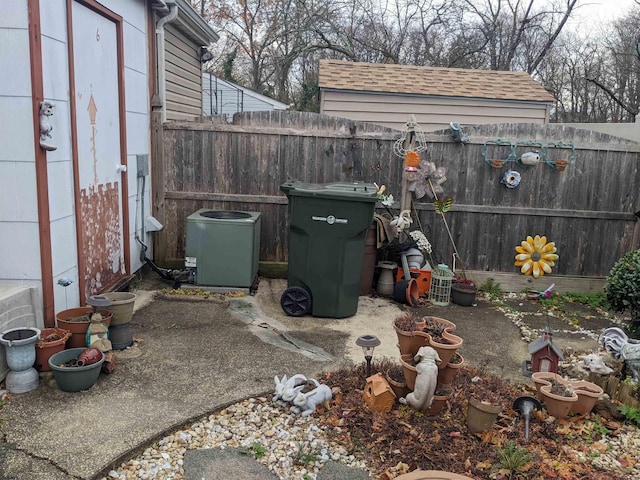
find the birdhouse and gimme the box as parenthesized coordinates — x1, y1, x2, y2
(363, 373, 396, 413)
(522, 326, 564, 377)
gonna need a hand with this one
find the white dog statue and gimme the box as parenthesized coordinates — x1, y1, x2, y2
(399, 346, 441, 412)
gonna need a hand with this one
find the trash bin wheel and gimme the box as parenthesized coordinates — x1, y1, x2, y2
(281, 287, 312, 317)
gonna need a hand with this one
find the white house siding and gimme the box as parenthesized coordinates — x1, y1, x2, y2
(202, 73, 288, 117)
(0, 1, 43, 295)
(320, 90, 550, 131)
(165, 24, 202, 120)
(0, 0, 151, 321)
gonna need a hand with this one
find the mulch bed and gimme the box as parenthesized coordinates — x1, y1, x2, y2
(316, 362, 632, 480)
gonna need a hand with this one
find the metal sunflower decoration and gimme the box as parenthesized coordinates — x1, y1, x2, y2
(515, 235, 559, 278)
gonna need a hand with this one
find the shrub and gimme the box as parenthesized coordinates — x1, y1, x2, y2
(605, 249, 640, 336)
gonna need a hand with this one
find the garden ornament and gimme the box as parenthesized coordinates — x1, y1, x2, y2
(528, 283, 555, 299)
(282, 377, 319, 404)
(580, 353, 614, 375)
(513, 396, 542, 442)
(449, 122, 470, 144)
(273, 374, 307, 405)
(399, 346, 441, 412)
(86, 312, 112, 352)
(501, 170, 521, 188)
(291, 383, 333, 416)
(407, 160, 447, 200)
(514, 235, 558, 278)
(599, 327, 640, 382)
(39, 101, 57, 151)
(519, 151, 540, 166)
(390, 209, 412, 233)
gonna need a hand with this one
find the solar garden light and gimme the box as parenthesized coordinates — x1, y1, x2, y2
(356, 334, 381, 377)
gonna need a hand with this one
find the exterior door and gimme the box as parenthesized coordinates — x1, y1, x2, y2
(71, 1, 128, 301)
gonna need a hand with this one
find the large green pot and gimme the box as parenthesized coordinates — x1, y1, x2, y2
(48, 347, 104, 392)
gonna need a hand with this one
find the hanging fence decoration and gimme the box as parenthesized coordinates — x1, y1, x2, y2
(501, 170, 521, 188)
(393, 117, 429, 158)
(514, 235, 558, 278)
(481, 139, 575, 172)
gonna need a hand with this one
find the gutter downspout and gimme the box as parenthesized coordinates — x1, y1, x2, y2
(156, 4, 178, 123)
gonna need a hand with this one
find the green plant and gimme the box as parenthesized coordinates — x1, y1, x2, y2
(479, 278, 502, 300)
(605, 249, 640, 335)
(240, 441, 267, 459)
(294, 442, 318, 466)
(495, 441, 532, 475)
(618, 405, 640, 426)
(586, 418, 611, 438)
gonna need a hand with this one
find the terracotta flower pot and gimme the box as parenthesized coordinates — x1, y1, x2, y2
(571, 380, 604, 415)
(437, 352, 465, 385)
(101, 292, 136, 326)
(393, 319, 430, 357)
(467, 397, 501, 433)
(400, 353, 418, 391)
(427, 384, 452, 415)
(429, 330, 463, 368)
(531, 372, 567, 401)
(35, 328, 71, 372)
(56, 307, 112, 348)
(539, 384, 578, 419)
(384, 372, 411, 399)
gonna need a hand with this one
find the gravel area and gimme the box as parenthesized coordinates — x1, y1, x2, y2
(100, 397, 368, 480)
(99, 392, 640, 480)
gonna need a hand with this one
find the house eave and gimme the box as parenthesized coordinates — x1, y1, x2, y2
(163, 0, 219, 44)
(320, 87, 554, 106)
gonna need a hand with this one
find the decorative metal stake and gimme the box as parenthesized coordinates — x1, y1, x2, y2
(513, 396, 542, 442)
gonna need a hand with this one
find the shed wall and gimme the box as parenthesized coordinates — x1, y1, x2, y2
(0, 0, 43, 295)
(320, 90, 550, 131)
(0, 0, 151, 321)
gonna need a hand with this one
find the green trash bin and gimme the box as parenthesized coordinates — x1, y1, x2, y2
(280, 180, 377, 318)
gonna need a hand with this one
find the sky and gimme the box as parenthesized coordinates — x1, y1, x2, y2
(568, 0, 637, 31)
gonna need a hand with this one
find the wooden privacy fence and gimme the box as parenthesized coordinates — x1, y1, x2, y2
(152, 110, 640, 288)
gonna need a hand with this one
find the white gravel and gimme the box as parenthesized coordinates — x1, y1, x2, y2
(99, 397, 368, 480)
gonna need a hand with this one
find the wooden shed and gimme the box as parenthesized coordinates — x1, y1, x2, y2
(319, 60, 555, 131)
(0, 0, 217, 350)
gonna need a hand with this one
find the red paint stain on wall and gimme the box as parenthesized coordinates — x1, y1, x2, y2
(80, 182, 124, 298)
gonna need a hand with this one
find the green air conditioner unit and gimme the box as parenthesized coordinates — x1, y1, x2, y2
(185, 209, 261, 288)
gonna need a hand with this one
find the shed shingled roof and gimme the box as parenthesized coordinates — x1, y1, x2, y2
(319, 60, 555, 103)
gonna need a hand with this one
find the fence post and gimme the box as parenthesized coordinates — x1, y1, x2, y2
(151, 107, 167, 265)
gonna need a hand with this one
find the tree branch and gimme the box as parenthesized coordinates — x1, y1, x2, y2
(585, 77, 638, 116)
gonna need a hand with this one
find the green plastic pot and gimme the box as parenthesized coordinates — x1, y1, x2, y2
(48, 347, 104, 392)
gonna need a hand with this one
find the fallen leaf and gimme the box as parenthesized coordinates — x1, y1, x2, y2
(476, 460, 492, 469)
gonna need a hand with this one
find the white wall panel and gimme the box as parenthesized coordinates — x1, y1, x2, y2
(125, 111, 150, 154)
(46, 160, 75, 222)
(0, 0, 28, 28)
(125, 67, 148, 114)
(0, 161, 38, 222)
(0, 222, 42, 279)
(40, 0, 68, 42)
(101, 0, 146, 32)
(49, 216, 78, 276)
(41, 37, 70, 102)
(52, 269, 79, 313)
(124, 22, 147, 73)
(0, 97, 35, 161)
(0, 29, 32, 96)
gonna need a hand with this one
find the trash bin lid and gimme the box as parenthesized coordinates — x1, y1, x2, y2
(280, 181, 377, 201)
